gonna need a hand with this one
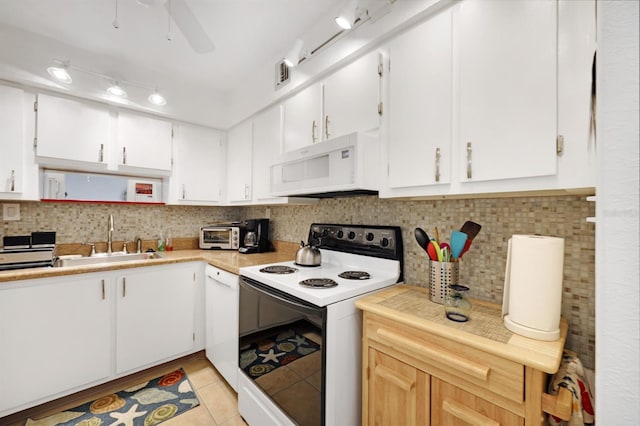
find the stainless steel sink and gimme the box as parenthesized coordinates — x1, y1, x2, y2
(55, 252, 165, 267)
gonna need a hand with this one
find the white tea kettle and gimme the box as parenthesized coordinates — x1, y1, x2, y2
(295, 241, 321, 266)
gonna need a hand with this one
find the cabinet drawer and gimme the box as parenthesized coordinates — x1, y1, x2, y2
(432, 378, 524, 426)
(366, 316, 524, 403)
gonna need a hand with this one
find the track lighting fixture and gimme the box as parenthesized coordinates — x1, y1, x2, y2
(335, 0, 359, 30)
(45, 59, 167, 106)
(283, 38, 305, 68)
(47, 60, 72, 84)
(107, 82, 127, 98)
(148, 91, 167, 106)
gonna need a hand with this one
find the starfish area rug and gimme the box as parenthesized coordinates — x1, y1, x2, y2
(25, 368, 199, 426)
(240, 327, 321, 379)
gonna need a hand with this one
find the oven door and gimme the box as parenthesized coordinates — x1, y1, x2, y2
(239, 276, 326, 426)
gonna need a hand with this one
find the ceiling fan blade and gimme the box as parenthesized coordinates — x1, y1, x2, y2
(164, 0, 215, 54)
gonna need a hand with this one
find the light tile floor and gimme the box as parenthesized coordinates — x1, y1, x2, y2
(6, 356, 245, 426)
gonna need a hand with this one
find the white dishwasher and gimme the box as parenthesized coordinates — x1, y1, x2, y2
(205, 264, 239, 391)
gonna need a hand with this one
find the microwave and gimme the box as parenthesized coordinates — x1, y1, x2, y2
(200, 223, 245, 250)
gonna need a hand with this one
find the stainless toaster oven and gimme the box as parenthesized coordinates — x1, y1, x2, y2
(199, 223, 244, 250)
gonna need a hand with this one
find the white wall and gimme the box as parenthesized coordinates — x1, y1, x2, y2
(596, 0, 640, 422)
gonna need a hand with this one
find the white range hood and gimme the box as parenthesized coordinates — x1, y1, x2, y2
(269, 132, 380, 198)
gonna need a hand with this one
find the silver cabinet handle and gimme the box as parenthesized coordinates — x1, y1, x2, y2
(311, 120, 317, 143)
(244, 184, 250, 200)
(10, 170, 15, 191)
(122, 146, 127, 165)
(435, 148, 441, 183)
(122, 277, 126, 297)
(101, 279, 105, 300)
(182, 184, 186, 200)
(99, 143, 104, 162)
(466, 142, 472, 179)
(324, 115, 330, 140)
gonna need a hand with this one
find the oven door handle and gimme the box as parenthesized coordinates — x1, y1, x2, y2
(240, 277, 324, 315)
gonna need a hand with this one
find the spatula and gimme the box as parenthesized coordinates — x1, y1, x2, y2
(450, 230, 468, 260)
(459, 221, 481, 257)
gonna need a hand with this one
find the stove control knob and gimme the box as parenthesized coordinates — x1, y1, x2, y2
(381, 237, 390, 247)
(337, 230, 344, 238)
(322, 229, 329, 237)
(348, 231, 356, 240)
(366, 232, 375, 241)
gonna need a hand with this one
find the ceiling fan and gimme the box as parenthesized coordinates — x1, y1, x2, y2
(135, 0, 215, 54)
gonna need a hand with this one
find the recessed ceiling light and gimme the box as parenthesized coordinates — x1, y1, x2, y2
(107, 83, 127, 98)
(148, 92, 167, 106)
(47, 66, 72, 84)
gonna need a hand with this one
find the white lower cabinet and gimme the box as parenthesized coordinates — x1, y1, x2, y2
(0, 262, 203, 417)
(205, 265, 239, 390)
(116, 263, 199, 374)
(0, 273, 112, 416)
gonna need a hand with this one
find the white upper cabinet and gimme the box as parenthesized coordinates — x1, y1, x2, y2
(35, 93, 109, 168)
(252, 105, 283, 202)
(384, 10, 452, 193)
(0, 85, 24, 195)
(171, 123, 224, 204)
(322, 50, 382, 141)
(116, 111, 173, 175)
(226, 120, 253, 203)
(282, 82, 322, 152)
(282, 50, 382, 152)
(456, 0, 557, 183)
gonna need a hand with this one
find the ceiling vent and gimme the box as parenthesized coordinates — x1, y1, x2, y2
(275, 60, 290, 90)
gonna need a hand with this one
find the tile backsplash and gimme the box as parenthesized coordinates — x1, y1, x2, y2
(1, 195, 595, 368)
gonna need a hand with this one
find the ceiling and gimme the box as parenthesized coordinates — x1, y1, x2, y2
(0, 0, 350, 128)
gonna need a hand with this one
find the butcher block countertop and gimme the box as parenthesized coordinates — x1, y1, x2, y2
(0, 241, 298, 284)
(355, 284, 568, 374)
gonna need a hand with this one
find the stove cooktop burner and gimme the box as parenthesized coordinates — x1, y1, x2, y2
(299, 278, 338, 288)
(259, 265, 299, 274)
(338, 271, 371, 280)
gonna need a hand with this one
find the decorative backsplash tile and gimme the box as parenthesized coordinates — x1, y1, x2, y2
(1, 195, 595, 368)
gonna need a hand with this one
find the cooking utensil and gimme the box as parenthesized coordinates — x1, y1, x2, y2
(426, 241, 439, 261)
(459, 221, 481, 257)
(460, 221, 482, 240)
(450, 231, 468, 260)
(414, 228, 431, 253)
(295, 241, 322, 266)
(429, 240, 443, 262)
(434, 227, 441, 245)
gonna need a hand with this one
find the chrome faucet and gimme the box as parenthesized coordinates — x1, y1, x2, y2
(107, 214, 114, 254)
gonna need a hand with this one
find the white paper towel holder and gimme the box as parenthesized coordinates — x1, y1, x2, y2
(501, 235, 564, 341)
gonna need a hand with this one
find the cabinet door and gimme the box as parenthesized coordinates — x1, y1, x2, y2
(367, 348, 430, 426)
(252, 105, 283, 202)
(36, 93, 109, 165)
(387, 11, 452, 189)
(323, 50, 381, 140)
(117, 112, 172, 173)
(431, 378, 524, 426)
(0, 85, 23, 194)
(116, 264, 196, 373)
(456, 0, 557, 182)
(282, 82, 322, 151)
(226, 120, 253, 203)
(205, 265, 239, 391)
(173, 123, 224, 203)
(0, 275, 112, 415)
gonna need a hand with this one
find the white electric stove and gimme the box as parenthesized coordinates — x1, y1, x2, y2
(237, 224, 404, 426)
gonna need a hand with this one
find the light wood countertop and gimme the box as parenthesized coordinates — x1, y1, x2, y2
(0, 242, 298, 284)
(355, 284, 568, 374)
